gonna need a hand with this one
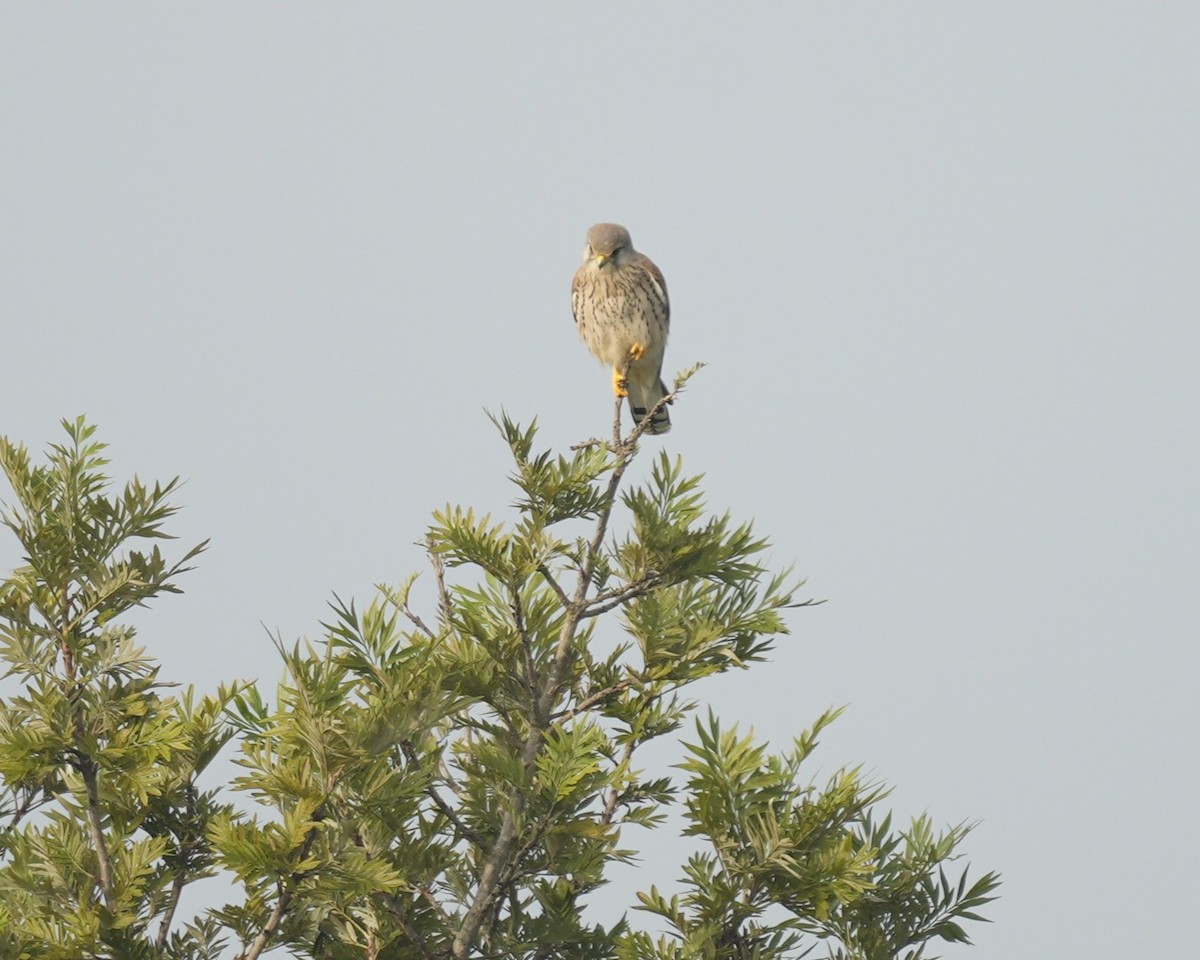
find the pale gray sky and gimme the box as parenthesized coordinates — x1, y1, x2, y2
(3, 4, 1198, 958)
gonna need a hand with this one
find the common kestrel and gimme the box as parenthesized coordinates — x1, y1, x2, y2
(571, 223, 672, 434)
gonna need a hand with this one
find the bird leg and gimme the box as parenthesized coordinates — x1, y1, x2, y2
(611, 366, 629, 397)
(613, 343, 646, 396)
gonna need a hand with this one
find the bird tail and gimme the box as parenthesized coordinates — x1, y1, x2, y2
(628, 377, 672, 435)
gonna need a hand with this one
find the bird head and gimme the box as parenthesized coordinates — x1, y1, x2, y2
(584, 222, 633, 267)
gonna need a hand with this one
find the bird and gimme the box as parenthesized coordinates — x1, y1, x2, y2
(571, 222, 672, 434)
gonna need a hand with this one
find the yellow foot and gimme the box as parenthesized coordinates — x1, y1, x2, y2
(628, 342, 647, 362)
(612, 367, 629, 397)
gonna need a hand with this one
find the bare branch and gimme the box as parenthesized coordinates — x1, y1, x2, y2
(404, 606, 436, 638)
(417, 882, 456, 924)
(601, 738, 638, 826)
(387, 572, 436, 638)
(611, 389, 624, 449)
(60, 581, 116, 909)
(156, 870, 186, 948)
(623, 371, 682, 450)
(155, 781, 199, 948)
(510, 588, 538, 701)
(74, 753, 115, 909)
(579, 574, 667, 619)
(453, 808, 523, 957)
(497, 816, 553, 894)
(551, 675, 639, 723)
(536, 563, 572, 611)
(236, 882, 290, 960)
(428, 536, 457, 638)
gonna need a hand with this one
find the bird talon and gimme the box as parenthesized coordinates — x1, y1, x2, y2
(612, 367, 629, 397)
(628, 343, 647, 362)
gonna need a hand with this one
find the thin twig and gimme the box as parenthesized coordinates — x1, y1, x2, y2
(601, 738, 638, 826)
(511, 588, 538, 701)
(2, 786, 44, 836)
(59, 587, 75, 681)
(551, 675, 639, 723)
(59, 585, 114, 910)
(378, 893, 437, 960)
(417, 882, 456, 924)
(393, 575, 436, 638)
(623, 377, 679, 449)
(611, 391, 624, 449)
(578, 574, 667, 619)
(155, 782, 198, 948)
(495, 816, 552, 894)
(584, 576, 658, 609)
(536, 563, 572, 611)
(428, 537, 457, 638)
(400, 741, 487, 847)
(404, 606, 435, 637)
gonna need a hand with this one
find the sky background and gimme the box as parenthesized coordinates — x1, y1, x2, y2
(3, 4, 1198, 957)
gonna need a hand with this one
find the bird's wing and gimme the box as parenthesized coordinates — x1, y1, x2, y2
(570, 265, 588, 328)
(638, 255, 670, 327)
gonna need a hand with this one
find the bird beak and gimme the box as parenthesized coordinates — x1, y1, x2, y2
(592, 253, 610, 268)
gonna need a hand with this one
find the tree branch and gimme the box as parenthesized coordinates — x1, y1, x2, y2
(1, 785, 45, 837)
(601, 738, 638, 826)
(417, 882, 456, 925)
(511, 588, 538, 702)
(156, 782, 198, 948)
(428, 536, 456, 638)
(235, 798, 329, 960)
(451, 357, 644, 959)
(61, 573, 118, 911)
(401, 741, 487, 848)
(156, 869, 186, 948)
(392, 573, 436, 638)
(78, 756, 115, 909)
(378, 893, 437, 960)
(236, 882, 290, 960)
(536, 563, 572, 611)
(611, 388, 624, 449)
(450, 731, 543, 957)
(551, 676, 639, 723)
(578, 574, 666, 619)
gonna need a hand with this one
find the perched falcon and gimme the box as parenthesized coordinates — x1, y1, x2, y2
(571, 223, 672, 434)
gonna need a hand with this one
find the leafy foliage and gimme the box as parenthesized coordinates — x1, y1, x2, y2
(0, 408, 999, 960)
(0, 417, 235, 959)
